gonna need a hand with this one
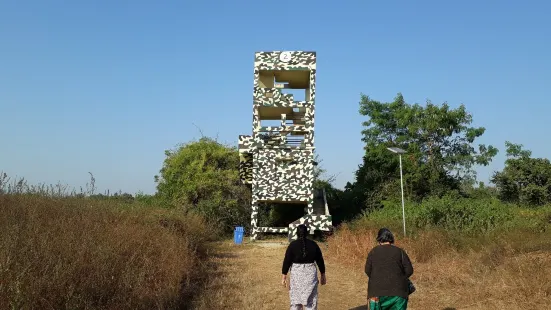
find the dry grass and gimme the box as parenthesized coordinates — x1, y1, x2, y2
(194, 227, 550, 309)
(0, 194, 213, 309)
(325, 225, 551, 309)
(3, 173, 550, 309)
(191, 241, 289, 309)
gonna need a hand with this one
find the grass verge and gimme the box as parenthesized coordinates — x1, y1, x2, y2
(0, 194, 213, 309)
(326, 223, 551, 308)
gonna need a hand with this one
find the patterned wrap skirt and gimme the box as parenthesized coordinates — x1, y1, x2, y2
(289, 263, 319, 308)
(368, 296, 408, 310)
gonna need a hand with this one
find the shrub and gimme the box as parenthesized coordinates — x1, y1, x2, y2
(154, 137, 251, 233)
(359, 196, 549, 235)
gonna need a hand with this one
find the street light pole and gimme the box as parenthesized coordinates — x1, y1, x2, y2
(398, 153, 406, 237)
(387, 147, 407, 237)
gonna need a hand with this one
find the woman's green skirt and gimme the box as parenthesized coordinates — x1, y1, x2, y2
(368, 296, 408, 310)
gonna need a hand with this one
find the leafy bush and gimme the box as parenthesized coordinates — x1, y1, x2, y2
(412, 196, 514, 232)
(358, 196, 550, 235)
(492, 141, 551, 205)
(154, 137, 251, 233)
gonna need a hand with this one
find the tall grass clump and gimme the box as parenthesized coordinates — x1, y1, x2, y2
(0, 173, 214, 309)
(326, 196, 551, 308)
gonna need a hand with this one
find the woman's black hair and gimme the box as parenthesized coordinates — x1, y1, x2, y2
(297, 224, 308, 258)
(376, 227, 395, 244)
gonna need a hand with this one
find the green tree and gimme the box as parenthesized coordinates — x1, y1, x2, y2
(350, 93, 498, 213)
(492, 141, 551, 205)
(154, 137, 251, 232)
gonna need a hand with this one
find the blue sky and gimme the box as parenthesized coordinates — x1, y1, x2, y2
(1, 1, 550, 195)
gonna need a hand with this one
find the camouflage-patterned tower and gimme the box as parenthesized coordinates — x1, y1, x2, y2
(239, 51, 332, 241)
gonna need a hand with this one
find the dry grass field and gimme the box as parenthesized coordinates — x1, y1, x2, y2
(326, 226, 551, 309)
(0, 194, 213, 309)
(1, 177, 549, 309)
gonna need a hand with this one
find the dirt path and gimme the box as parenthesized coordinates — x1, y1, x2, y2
(192, 238, 551, 310)
(193, 239, 369, 309)
(192, 240, 467, 310)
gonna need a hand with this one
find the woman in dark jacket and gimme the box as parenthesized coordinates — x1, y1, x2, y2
(365, 228, 414, 310)
(281, 224, 326, 310)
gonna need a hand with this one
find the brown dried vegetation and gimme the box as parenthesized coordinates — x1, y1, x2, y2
(0, 194, 212, 309)
(325, 225, 551, 309)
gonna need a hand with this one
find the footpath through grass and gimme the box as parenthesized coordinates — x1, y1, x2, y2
(196, 228, 551, 310)
(192, 239, 368, 309)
